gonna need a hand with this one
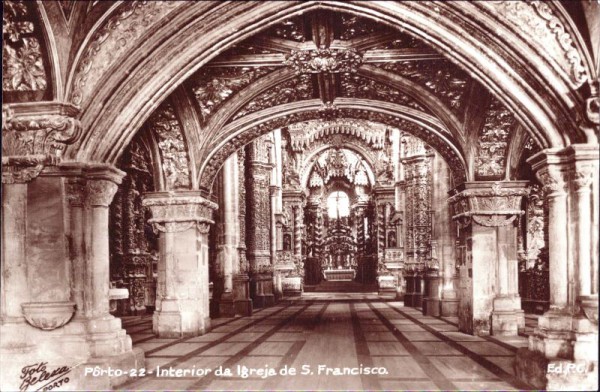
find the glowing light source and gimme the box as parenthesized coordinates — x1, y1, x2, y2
(327, 191, 350, 218)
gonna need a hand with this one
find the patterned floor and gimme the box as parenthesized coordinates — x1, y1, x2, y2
(120, 297, 535, 391)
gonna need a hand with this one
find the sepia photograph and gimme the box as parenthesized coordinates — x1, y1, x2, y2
(1, 1, 599, 391)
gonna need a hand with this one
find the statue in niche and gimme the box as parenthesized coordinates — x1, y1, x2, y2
(282, 138, 301, 187)
(387, 231, 397, 248)
(374, 130, 394, 183)
(283, 234, 292, 251)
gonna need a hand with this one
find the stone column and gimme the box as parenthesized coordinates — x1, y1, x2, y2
(526, 159, 575, 360)
(449, 181, 528, 336)
(516, 146, 599, 391)
(569, 147, 598, 370)
(1, 182, 32, 353)
(216, 154, 239, 317)
(65, 164, 143, 387)
(65, 178, 87, 319)
(1, 104, 80, 375)
(143, 191, 217, 337)
(433, 154, 458, 316)
(573, 163, 594, 299)
(86, 170, 122, 319)
(538, 165, 570, 310)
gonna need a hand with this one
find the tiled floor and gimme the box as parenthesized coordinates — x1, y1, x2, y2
(120, 297, 535, 391)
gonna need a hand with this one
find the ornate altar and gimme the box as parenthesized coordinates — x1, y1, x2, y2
(322, 217, 358, 281)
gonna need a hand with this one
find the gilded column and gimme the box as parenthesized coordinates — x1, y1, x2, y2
(245, 138, 275, 307)
(294, 204, 304, 259)
(234, 148, 252, 316)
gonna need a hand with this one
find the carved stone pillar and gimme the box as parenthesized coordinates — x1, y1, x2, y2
(65, 178, 86, 319)
(449, 181, 528, 336)
(571, 159, 598, 365)
(401, 153, 432, 307)
(143, 191, 217, 337)
(245, 140, 274, 307)
(280, 189, 305, 297)
(516, 146, 599, 391)
(1, 182, 32, 353)
(572, 162, 594, 300)
(1, 108, 144, 390)
(525, 155, 575, 364)
(1, 105, 80, 349)
(235, 148, 252, 316)
(305, 202, 322, 285)
(85, 168, 126, 319)
(270, 186, 283, 300)
(294, 204, 304, 259)
(63, 165, 141, 375)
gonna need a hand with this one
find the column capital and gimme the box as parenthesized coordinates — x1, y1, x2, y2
(282, 188, 306, 207)
(65, 177, 87, 207)
(537, 165, 568, 195)
(527, 145, 599, 194)
(568, 145, 598, 191)
(572, 164, 594, 190)
(2, 103, 81, 184)
(269, 185, 281, 196)
(84, 164, 126, 207)
(448, 181, 529, 227)
(143, 191, 218, 233)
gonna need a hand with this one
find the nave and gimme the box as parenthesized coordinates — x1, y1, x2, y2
(122, 296, 534, 391)
(2, 2, 598, 391)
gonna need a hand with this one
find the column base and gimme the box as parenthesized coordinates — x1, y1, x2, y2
(515, 348, 598, 391)
(251, 273, 275, 307)
(404, 293, 419, 307)
(233, 274, 253, 316)
(282, 276, 303, 297)
(423, 298, 441, 317)
(529, 310, 575, 359)
(219, 292, 235, 318)
(490, 296, 525, 336)
(234, 299, 253, 316)
(492, 310, 524, 336)
(0, 317, 144, 391)
(253, 294, 275, 308)
(378, 288, 397, 299)
(572, 315, 598, 362)
(76, 347, 146, 390)
(153, 299, 210, 338)
(0, 319, 35, 352)
(413, 293, 423, 308)
(440, 298, 459, 316)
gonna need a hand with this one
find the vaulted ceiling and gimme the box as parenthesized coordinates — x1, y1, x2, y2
(143, 10, 528, 189)
(4, 2, 597, 193)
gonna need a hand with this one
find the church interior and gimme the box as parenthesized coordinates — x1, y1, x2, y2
(1, 1, 599, 391)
